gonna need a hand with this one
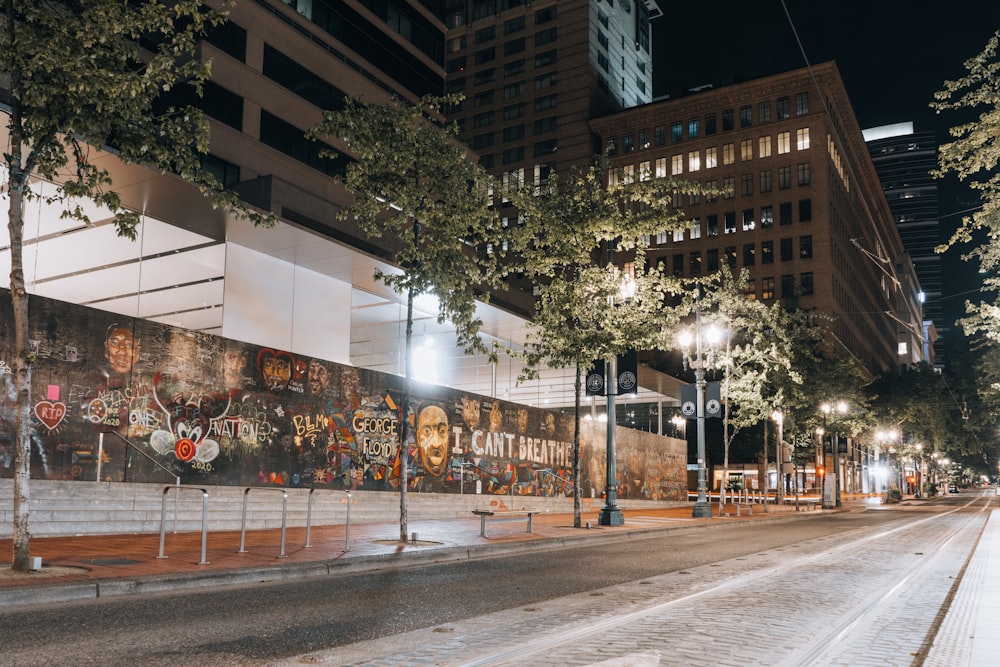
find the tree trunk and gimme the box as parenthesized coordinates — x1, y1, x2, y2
(572, 363, 581, 528)
(8, 151, 32, 571)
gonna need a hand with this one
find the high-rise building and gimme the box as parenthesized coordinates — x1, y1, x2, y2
(589, 62, 925, 376)
(864, 123, 942, 368)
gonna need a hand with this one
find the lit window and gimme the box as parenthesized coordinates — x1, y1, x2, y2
(705, 146, 718, 169)
(688, 151, 701, 172)
(723, 143, 735, 165)
(671, 154, 683, 175)
(777, 131, 791, 154)
(758, 136, 772, 158)
(740, 139, 753, 161)
(690, 219, 702, 239)
(797, 127, 810, 150)
(655, 157, 666, 178)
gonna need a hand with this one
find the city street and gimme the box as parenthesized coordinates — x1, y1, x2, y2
(0, 493, 993, 666)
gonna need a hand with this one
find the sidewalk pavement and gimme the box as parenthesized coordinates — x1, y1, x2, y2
(0, 499, 820, 608)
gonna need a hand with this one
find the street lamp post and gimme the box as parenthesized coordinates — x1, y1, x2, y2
(772, 410, 785, 506)
(820, 401, 847, 509)
(678, 301, 723, 519)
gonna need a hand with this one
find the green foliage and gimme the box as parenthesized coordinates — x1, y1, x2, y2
(310, 95, 507, 359)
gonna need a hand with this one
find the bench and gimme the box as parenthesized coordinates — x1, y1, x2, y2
(472, 509, 538, 537)
(718, 502, 753, 517)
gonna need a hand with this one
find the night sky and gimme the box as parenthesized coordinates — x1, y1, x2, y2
(652, 1, 1000, 337)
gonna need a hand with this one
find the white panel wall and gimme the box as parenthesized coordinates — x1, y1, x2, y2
(221, 243, 351, 363)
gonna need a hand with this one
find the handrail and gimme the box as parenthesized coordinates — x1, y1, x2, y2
(238, 487, 288, 558)
(157, 486, 209, 564)
(103, 431, 180, 485)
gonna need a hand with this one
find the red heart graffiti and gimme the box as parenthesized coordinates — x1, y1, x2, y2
(35, 400, 67, 431)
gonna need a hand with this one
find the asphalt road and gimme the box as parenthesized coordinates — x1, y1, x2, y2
(0, 506, 934, 667)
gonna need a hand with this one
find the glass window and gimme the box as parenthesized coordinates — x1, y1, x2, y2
(505, 16, 525, 34)
(799, 235, 813, 258)
(688, 151, 701, 171)
(725, 246, 737, 267)
(671, 122, 683, 143)
(639, 129, 650, 149)
(759, 136, 772, 158)
(535, 27, 557, 46)
(743, 243, 756, 267)
(706, 146, 718, 169)
(741, 173, 753, 196)
(798, 162, 811, 185)
(447, 56, 466, 73)
(535, 5, 557, 23)
(672, 253, 684, 276)
(504, 38, 525, 56)
(723, 176, 735, 199)
(707, 214, 719, 236)
(780, 237, 793, 261)
(739, 105, 752, 127)
(690, 219, 702, 239)
(724, 211, 737, 234)
(655, 125, 666, 145)
(688, 118, 699, 139)
(760, 170, 772, 193)
(777, 96, 790, 119)
(758, 100, 771, 123)
(475, 48, 495, 65)
(780, 201, 792, 225)
(796, 91, 809, 115)
(623, 133, 634, 152)
(673, 228, 685, 242)
(723, 143, 735, 165)
(534, 93, 557, 111)
(761, 205, 774, 227)
(504, 81, 524, 98)
(762, 240, 774, 264)
(535, 49, 557, 68)
(671, 154, 683, 175)
(762, 277, 775, 300)
(476, 26, 495, 44)
(503, 103, 525, 120)
(740, 139, 753, 161)
(722, 109, 734, 131)
(799, 198, 812, 222)
(475, 69, 496, 85)
(777, 131, 791, 154)
(797, 127, 810, 150)
(534, 72, 556, 91)
(471, 132, 494, 149)
(504, 59, 525, 76)
(503, 125, 525, 141)
(473, 111, 494, 128)
(474, 90, 494, 107)
(742, 208, 755, 230)
(690, 251, 702, 275)
(707, 248, 719, 272)
(706, 179, 718, 202)
(778, 166, 791, 189)
(800, 272, 814, 295)
(781, 274, 795, 297)
(655, 157, 666, 178)
(502, 146, 524, 163)
(745, 278, 757, 300)
(706, 113, 717, 135)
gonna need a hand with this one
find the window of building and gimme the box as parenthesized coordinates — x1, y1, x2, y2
(740, 139, 753, 161)
(724, 211, 737, 234)
(707, 214, 719, 236)
(503, 146, 524, 163)
(639, 160, 651, 181)
(759, 136, 772, 158)
(535, 5, 557, 23)
(597, 30, 609, 49)
(623, 133, 634, 152)
(655, 125, 666, 145)
(781, 274, 795, 297)
(690, 219, 702, 239)
(503, 125, 525, 141)
(779, 201, 792, 225)
(799, 198, 812, 221)
(745, 278, 757, 300)
(723, 143, 735, 165)
(535, 49, 557, 68)
(447, 56, 466, 73)
(743, 243, 756, 266)
(505, 16, 525, 34)
(475, 47, 495, 65)
(655, 157, 666, 178)
(475, 69, 496, 85)
(534, 72, 556, 91)
(740, 105, 752, 127)
(707, 248, 719, 272)
(800, 272, 814, 295)
(741, 173, 753, 196)
(797, 162, 811, 185)
(758, 277, 772, 300)
(688, 118, 699, 139)
(688, 151, 701, 171)
(606, 136, 618, 155)
(655, 231, 667, 244)
(797, 127, 810, 150)
(471, 132, 494, 149)
(799, 235, 813, 258)
(723, 176, 735, 198)
(689, 191, 700, 205)
(533, 116, 556, 134)
(759, 100, 771, 123)
(761, 205, 774, 228)
(622, 164, 635, 184)
(597, 52, 610, 72)
(504, 38, 525, 56)
(706, 179, 718, 202)
(725, 246, 737, 267)
(504, 81, 524, 98)
(671, 154, 683, 175)
(639, 128, 650, 149)
(706, 113, 717, 135)
(722, 109, 734, 131)
(778, 166, 791, 189)
(671, 122, 683, 143)
(597, 7, 609, 27)
(503, 103, 524, 120)
(796, 91, 809, 115)
(474, 90, 494, 107)
(475, 26, 495, 44)
(777, 96, 790, 119)
(742, 208, 755, 231)
(473, 111, 494, 128)
(478, 153, 493, 168)
(762, 240, 774, 264)
(535, 27, 557, 46)
(673, 228, 685, 242)
(705, 146, 718, 169)
(760, 169, 772, 193)
(780, 237, 793, 261)
(534, 93, 557, 111)
(777, 131, 791, 154)
(672, 253, 684, 276)
(447, 77, 466, 95)
(504, 59, 525, 76)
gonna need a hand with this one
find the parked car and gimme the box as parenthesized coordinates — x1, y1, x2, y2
(948, 485, 959, 494)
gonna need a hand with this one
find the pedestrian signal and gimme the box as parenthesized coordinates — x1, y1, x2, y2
(817, 466, 825, 477)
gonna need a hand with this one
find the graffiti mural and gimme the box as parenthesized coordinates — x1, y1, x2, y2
(0, 290, 684, 500)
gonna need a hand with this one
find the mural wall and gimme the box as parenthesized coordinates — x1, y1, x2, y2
(0, 290, 685, 500)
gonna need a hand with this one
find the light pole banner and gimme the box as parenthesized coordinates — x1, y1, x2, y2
(706, 381, 722, 418)
(585, 360, 605, 397)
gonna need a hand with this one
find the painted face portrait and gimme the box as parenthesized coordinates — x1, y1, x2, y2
(416, 404, 449, 477)
(105, 324, 140, 375)
(307, 359, 330, 396)
(257, 349, 293, 392)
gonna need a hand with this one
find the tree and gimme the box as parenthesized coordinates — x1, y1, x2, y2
(308, 95, 508, 543)
(932, 30, 1000, 344)
(510, 156, 712, 526)
(1, 0, 273, 572)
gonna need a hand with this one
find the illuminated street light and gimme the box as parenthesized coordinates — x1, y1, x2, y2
(820, 401, 848, 508)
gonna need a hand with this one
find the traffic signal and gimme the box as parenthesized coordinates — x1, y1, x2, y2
(817, 466, 825, 477)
